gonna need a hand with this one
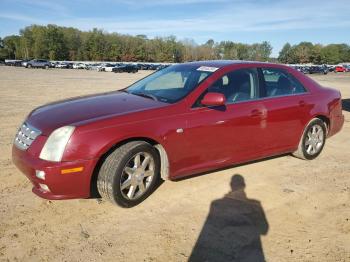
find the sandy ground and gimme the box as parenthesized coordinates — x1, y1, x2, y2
(0, 66, 349, 262)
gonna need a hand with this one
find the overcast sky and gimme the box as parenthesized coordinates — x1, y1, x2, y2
(1, 0, 350, 56)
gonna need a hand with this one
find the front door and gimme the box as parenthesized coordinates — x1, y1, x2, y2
(174, 67, 268, 177)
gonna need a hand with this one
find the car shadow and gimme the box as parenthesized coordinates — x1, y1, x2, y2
(342, 98, 350, 112)
(189, 174, 269, 262)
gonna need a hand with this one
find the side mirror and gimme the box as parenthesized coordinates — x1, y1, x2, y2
(201, 92, 226, 107)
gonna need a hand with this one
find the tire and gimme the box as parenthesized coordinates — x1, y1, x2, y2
(44, 65, 49, 69)
(293, 118, 327, 160)
(97, 141, 160, 208)
(27, 64, 32, 68)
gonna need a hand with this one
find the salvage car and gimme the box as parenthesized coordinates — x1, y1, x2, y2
(12, 61, 344, 207)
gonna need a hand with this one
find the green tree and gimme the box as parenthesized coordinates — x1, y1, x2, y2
(293, 42, 314, 63)
(278, 43, 292, 63)
(320, 44, 341, 64)
(8, 23, 350, 64)
(46, 25, 68, 60)
(2, 35, 21, 59)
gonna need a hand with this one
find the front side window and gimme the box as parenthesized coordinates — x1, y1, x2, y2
(205, 68, 259, 104)
(126, 64, 213, 103)
(261, 68, 306, 97)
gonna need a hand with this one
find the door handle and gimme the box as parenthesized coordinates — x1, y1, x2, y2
(299, 100, 306, 107)
(251, 109, 263, 117)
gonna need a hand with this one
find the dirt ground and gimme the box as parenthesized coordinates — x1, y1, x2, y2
(0, 66, 349, 262)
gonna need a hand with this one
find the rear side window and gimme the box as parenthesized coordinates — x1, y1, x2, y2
(260, 68, 306, 97)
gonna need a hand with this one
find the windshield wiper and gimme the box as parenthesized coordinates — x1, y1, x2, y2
(130, 92, 158, 101)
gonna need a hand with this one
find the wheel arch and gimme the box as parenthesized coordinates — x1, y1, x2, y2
(90, 137, 170, 198)
(314, 114, 330, 134)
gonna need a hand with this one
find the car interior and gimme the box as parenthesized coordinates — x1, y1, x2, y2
(208, 69, 257, 103)
(202, 68, 306, 106)
(262, 69, 306, 97)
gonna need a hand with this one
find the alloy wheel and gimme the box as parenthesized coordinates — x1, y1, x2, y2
(120, 152, 155, 200)
(305, 124, 324, 155)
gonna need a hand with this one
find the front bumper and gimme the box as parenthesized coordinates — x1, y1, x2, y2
(12, 145, 98, 200)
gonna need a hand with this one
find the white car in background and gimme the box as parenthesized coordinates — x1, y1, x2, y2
(97, 63, 114, 72)
(85, 63, 101, 70)
(73, 63, 86, 69)
(55, 62, 68, 68)
(102, 64, 117, 72)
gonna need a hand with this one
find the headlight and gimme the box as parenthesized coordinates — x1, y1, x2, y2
(39, 126, 75, 162)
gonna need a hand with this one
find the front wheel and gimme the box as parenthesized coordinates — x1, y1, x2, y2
(293, 118, 326, 160)
(97, 141, 160, 207)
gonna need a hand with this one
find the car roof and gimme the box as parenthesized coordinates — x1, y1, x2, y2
(182, 60, 282, 69)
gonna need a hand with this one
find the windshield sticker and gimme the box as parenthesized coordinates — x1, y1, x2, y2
(197, 66, 219, 72)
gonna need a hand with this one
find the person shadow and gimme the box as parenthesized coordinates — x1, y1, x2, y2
(189, 174, 269, 262)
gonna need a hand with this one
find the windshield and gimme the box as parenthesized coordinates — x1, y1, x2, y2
(125, 64, 215, 103)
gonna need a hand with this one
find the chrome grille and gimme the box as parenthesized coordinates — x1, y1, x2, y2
(14, 123, 41, 150)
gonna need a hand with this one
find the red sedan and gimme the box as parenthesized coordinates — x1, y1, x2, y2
(335, 66, 346, 73)
(12, 61, 344, 207)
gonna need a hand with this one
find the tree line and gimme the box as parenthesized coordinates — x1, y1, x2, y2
(0, 24, 272, 62)
(278, 42, 350, 65)
(0, 24, 349, 64)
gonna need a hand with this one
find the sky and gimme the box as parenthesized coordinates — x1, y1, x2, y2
(1, 0, 350, 57)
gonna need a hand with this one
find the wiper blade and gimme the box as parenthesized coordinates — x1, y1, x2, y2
(130, 92, 158, 101)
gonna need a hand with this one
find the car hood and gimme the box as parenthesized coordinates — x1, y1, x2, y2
(27, 91, 167, 135)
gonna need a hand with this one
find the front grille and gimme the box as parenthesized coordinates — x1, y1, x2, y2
(14, 123, 41, 150)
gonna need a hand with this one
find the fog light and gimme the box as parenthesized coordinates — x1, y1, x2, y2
(35, 170, 46, 180)
(39, 183, 50, 192)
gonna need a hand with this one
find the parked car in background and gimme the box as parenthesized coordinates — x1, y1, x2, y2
(5, 59, 22, 66)
(304, 65, 328, 74)
(137, 63, 150, 70)
(148, 64, 160, 70)
(343, 65, 350, 72)
(86, 63, 101, 71)
(73, 63, 86, 69)
(335, 66, 346, 73)
(21, 59, 31, 67)
(326, 65, 335, 72)
(113, 64, 138, 73)
(97, 64, 106, 72)
(156, 64, 170, 71)
(55, 62, 73, 69)
(12, 61, 344, 208)
(26, 59, 51, 69)
(97, 63, 116, 72)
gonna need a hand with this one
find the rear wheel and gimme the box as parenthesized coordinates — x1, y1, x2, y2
(293, 118, 326, 160)
(97, 141, 160, 207)
(27, 64, 32, 68)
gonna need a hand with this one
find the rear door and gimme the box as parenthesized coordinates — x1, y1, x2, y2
(258, 67, 310, 152)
